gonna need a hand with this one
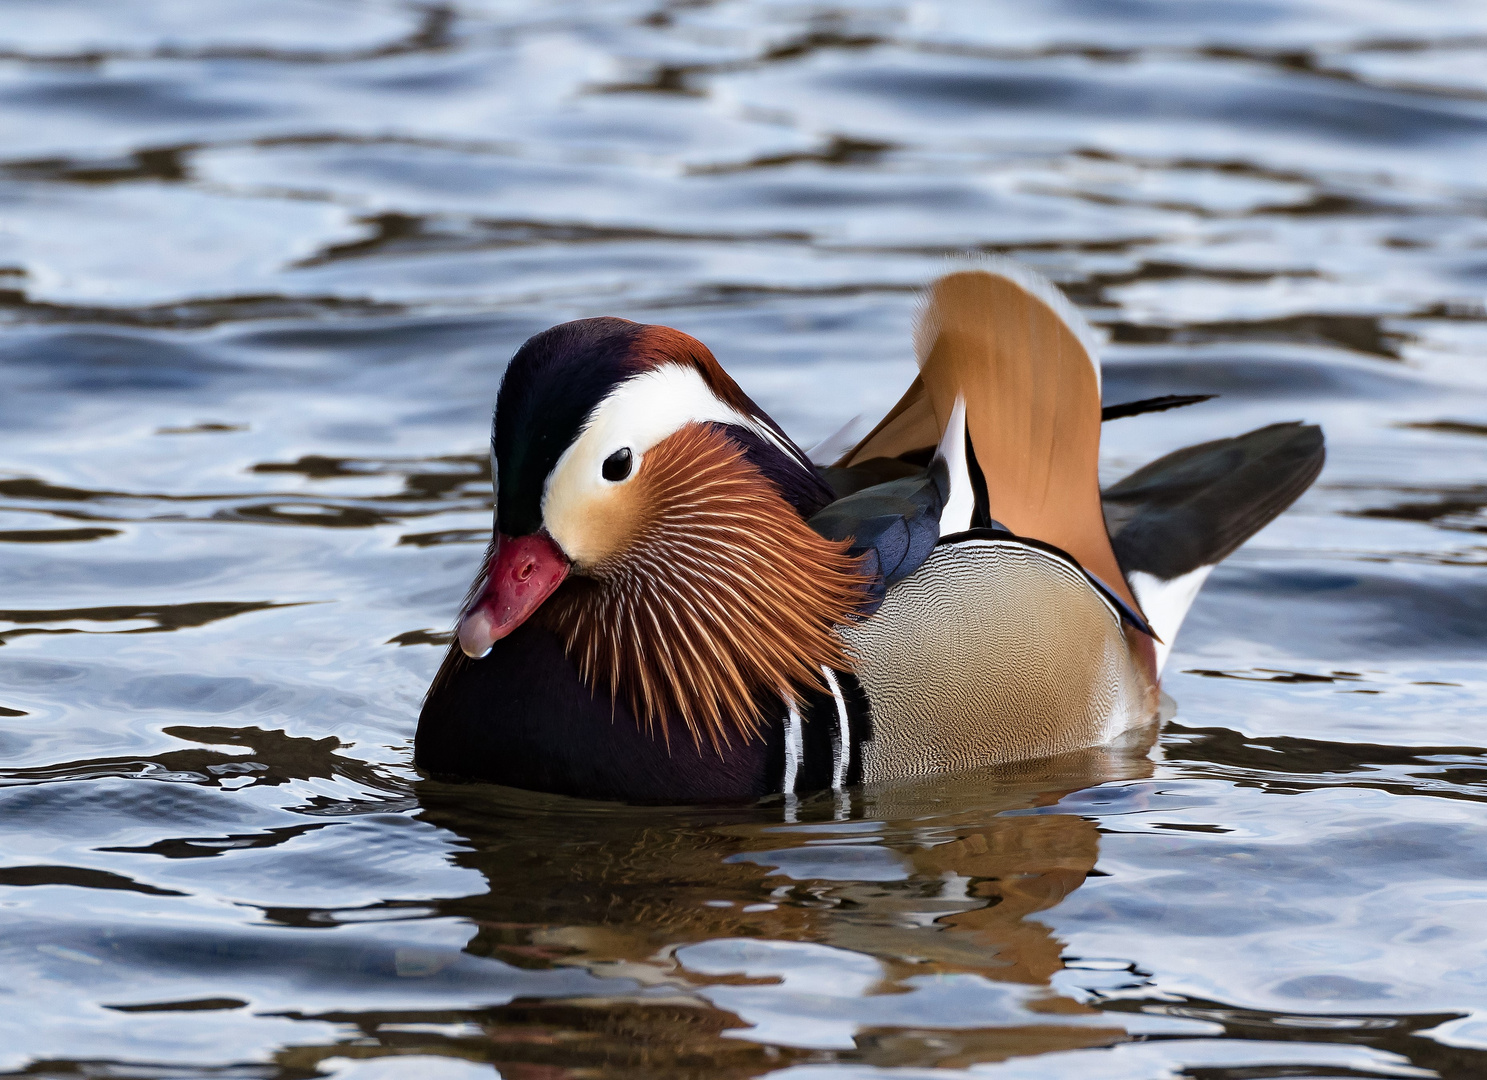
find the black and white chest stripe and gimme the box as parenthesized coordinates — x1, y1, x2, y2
(773, 666, 873, 795)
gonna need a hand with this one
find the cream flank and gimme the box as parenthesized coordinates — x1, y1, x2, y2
(541, 362, 805, 570)
(844, 538, 1155, 781)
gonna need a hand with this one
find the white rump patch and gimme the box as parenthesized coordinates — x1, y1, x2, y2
(1129, 566, 1214, 675)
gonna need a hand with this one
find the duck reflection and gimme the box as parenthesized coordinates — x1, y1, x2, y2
(410, 732, 1155, 1072)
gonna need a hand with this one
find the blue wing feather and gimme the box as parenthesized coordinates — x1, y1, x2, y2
(808, 467, 946, 611)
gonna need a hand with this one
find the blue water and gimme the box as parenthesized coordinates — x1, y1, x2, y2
(2, 1, 1487, 1076)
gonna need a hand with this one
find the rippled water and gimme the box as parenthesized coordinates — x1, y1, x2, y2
(3, 1, 1487, 1076)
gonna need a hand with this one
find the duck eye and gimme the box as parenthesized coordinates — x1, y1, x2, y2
(602, 447, 633, 482)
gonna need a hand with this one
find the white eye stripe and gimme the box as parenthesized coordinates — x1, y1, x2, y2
(538, 362, 815, 568)
(542, 363, 804, 525)
(591, 364, 779, 458)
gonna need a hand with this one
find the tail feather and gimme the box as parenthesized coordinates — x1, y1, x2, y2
(1104, 421, 1325, 670)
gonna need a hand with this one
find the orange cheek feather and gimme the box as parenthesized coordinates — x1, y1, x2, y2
(541, 424, 870, 752)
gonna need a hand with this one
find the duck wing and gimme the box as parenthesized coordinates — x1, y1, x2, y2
(826, 260, 1138, 611)
(809, 464, 946, 611)
(1103, 421, 1325, 671)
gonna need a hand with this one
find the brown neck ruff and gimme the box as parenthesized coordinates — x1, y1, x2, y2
(542, 423, 867, 753)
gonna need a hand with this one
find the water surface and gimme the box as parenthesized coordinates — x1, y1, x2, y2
(2, 1, 1487, 1076)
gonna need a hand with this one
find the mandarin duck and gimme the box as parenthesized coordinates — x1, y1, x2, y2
(416, 263, 1324, 803)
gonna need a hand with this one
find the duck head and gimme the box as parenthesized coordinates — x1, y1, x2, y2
(455, 317, 866, 750)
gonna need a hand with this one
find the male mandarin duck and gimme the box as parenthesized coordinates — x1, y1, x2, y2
(416, 262, 1324, 803)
